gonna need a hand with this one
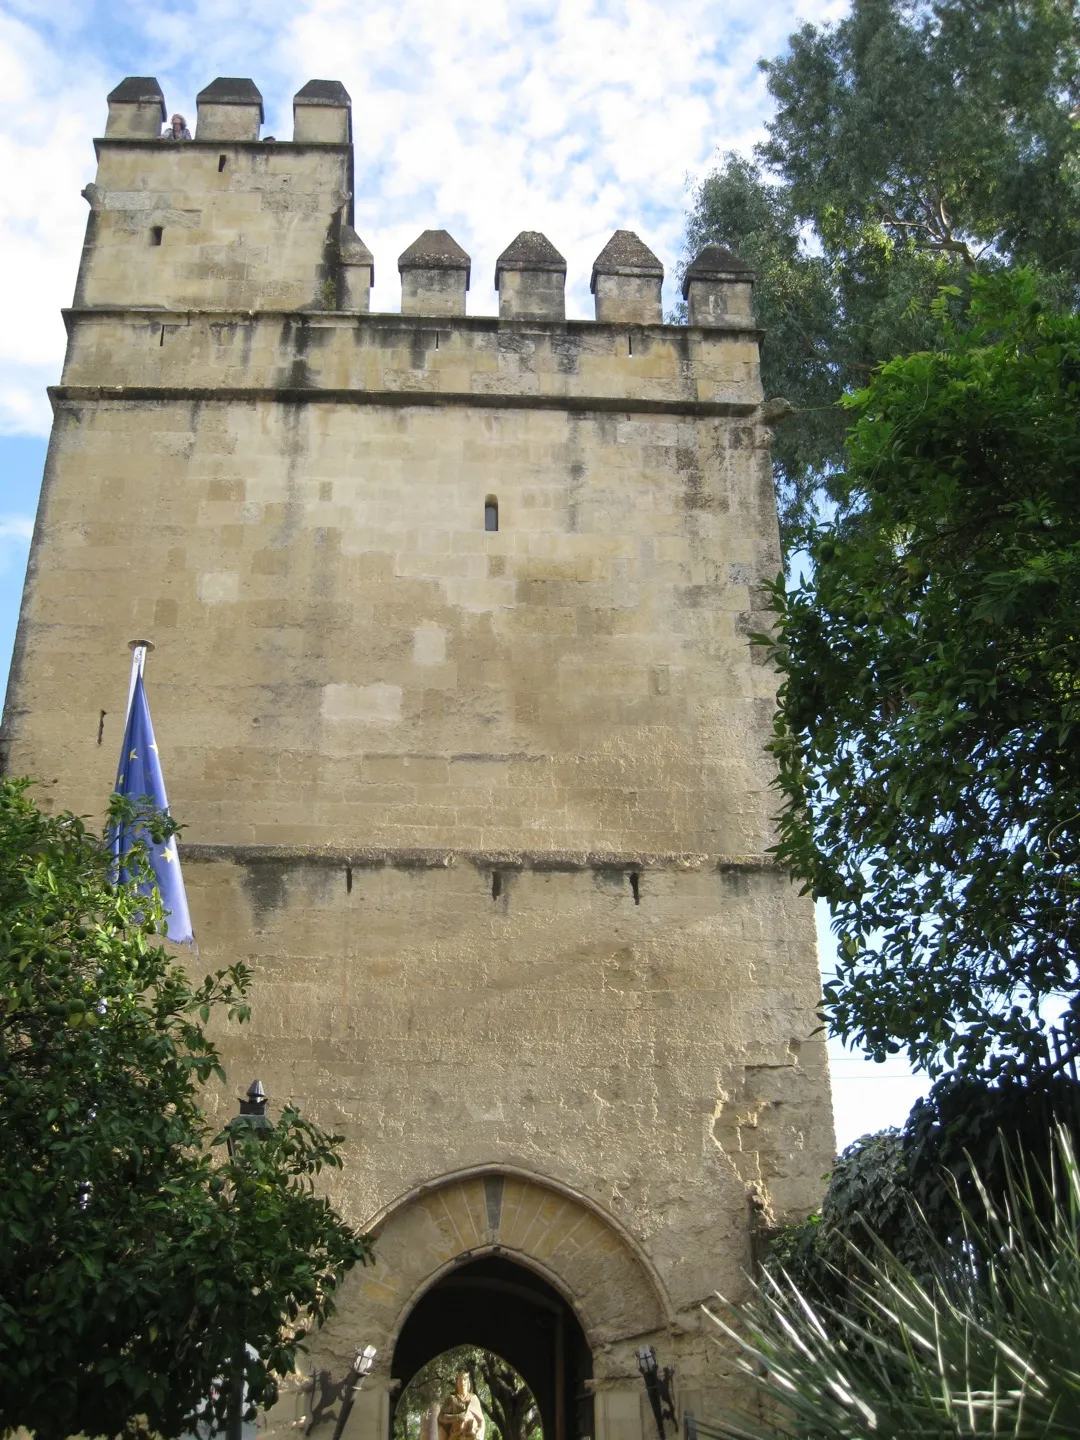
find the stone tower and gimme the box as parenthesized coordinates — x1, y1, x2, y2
(2, 77, 833, 1440)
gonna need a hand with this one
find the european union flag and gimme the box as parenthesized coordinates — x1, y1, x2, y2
(111, 671, 194, 943)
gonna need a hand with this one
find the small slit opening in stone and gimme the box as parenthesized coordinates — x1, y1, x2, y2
(346, 865, 353, 894)
(485, 497, 499, 532)
(218, 154, 228, 172)
(150, 226, 163, 246)
(630, 871, 641, 904)
(491, 870, 502, 900)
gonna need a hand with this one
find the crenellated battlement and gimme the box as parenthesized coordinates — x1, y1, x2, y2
(103, 74, 346, 144)
(84, 76, 754, 325)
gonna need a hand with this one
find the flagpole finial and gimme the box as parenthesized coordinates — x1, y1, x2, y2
(126, 640, 156, 718)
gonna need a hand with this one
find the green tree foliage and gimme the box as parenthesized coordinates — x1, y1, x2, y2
(763, 274, 1080, 1082)
(477, 1354, 542, 1440)
(683, 0, 1080, 538)
(771, 1074, 1080, 1313)
(0, 778, 373, 1440)
(706, 1130, 1080, 1439)
(768, 1130, 918, 1301)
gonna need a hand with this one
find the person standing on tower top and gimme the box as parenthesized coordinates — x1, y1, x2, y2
(160, 113, 191, 140)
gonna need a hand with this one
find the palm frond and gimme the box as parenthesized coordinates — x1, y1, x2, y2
(703, 1128, 1080, 1439)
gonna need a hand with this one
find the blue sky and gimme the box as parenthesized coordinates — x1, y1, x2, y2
(0, 0, 926, 1149)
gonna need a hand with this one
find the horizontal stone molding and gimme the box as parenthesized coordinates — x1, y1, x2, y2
(49, 385, 761, 419)
(180, 841, 779, 873)
(61, 305, 762, 340)
(58, 307, 763, 405)
(92, 137, 351, 157)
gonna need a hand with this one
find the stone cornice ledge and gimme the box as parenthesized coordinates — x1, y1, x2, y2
(48, 385, 760, 419)
(182, 842, 779, 873)
(93, 138, 352, 156)
(60, 306, 764, 341)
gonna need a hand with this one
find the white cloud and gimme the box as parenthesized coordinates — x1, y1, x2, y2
(0, 515, 33, 541)
(0, 0, 849, 433)
(0, 511, 34, 577)
(0, 12, 108, 420)
(0, 365, 54, 435)
(281, 0, 844, 317)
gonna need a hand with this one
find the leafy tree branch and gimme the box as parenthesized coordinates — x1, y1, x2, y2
(0, 778, 373, 1440)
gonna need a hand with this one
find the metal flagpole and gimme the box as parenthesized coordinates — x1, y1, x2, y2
(117, 635, 196, 950)
(126, 638, 155, 719)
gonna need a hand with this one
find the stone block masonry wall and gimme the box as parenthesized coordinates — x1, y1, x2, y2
(11, 391, 780, 858)
(187, 858, 827, 1238)
(84, 75, 356, 313)
(2, 75, 834, 1440)
(78, 142, 352, 312)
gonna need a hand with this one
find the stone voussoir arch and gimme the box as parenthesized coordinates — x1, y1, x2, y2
(342, 1165, 674, 1373)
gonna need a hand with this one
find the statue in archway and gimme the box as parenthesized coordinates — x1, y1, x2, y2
(437, 1372, 486, 1440)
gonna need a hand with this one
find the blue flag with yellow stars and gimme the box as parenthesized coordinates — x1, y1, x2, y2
(111, 671, 194, 943)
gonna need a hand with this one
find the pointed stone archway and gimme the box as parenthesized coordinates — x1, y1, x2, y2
(297, 1168, 674, 1440)
(392, 1255, 590, 1440)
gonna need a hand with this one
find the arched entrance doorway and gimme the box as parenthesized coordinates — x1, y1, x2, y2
(391, 1256, 593, 1440)
(276, 1168, 673, 1440)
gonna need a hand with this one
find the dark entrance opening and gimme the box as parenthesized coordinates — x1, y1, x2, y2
(391, 1256, 594, 1440)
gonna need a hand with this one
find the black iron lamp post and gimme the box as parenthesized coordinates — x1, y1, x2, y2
(328, 1343, 378, 1440)
(636, 1346, 677, 1440)
(225, 1079, 274, 1154)
(224, 1081, 275, 1440)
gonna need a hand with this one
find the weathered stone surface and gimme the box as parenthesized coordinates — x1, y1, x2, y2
(682, 244, 752, 282)
(591, 230, 664, 280)
(340, 225, 374, 311)
(399, 230, 472, 273)
(294, 78, 352, 106)
(591, 231, 664, 324)
(104, 75, 166, 138)
(107, 75, 166, 105)
(197, 76, 265, 109)
(195, 77, 264, 141)
(55, 310, 763, 404)
(496, 230, 566, 277)
(74, 141, 351, 311)
(683, 245, 755, 328)
(1, 79, 834, 1440)
(293, 79, 352, 144)
(340, 1172, 670, 1370)
(399, 230, 472, 316)
(495, 232, 567, 321)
